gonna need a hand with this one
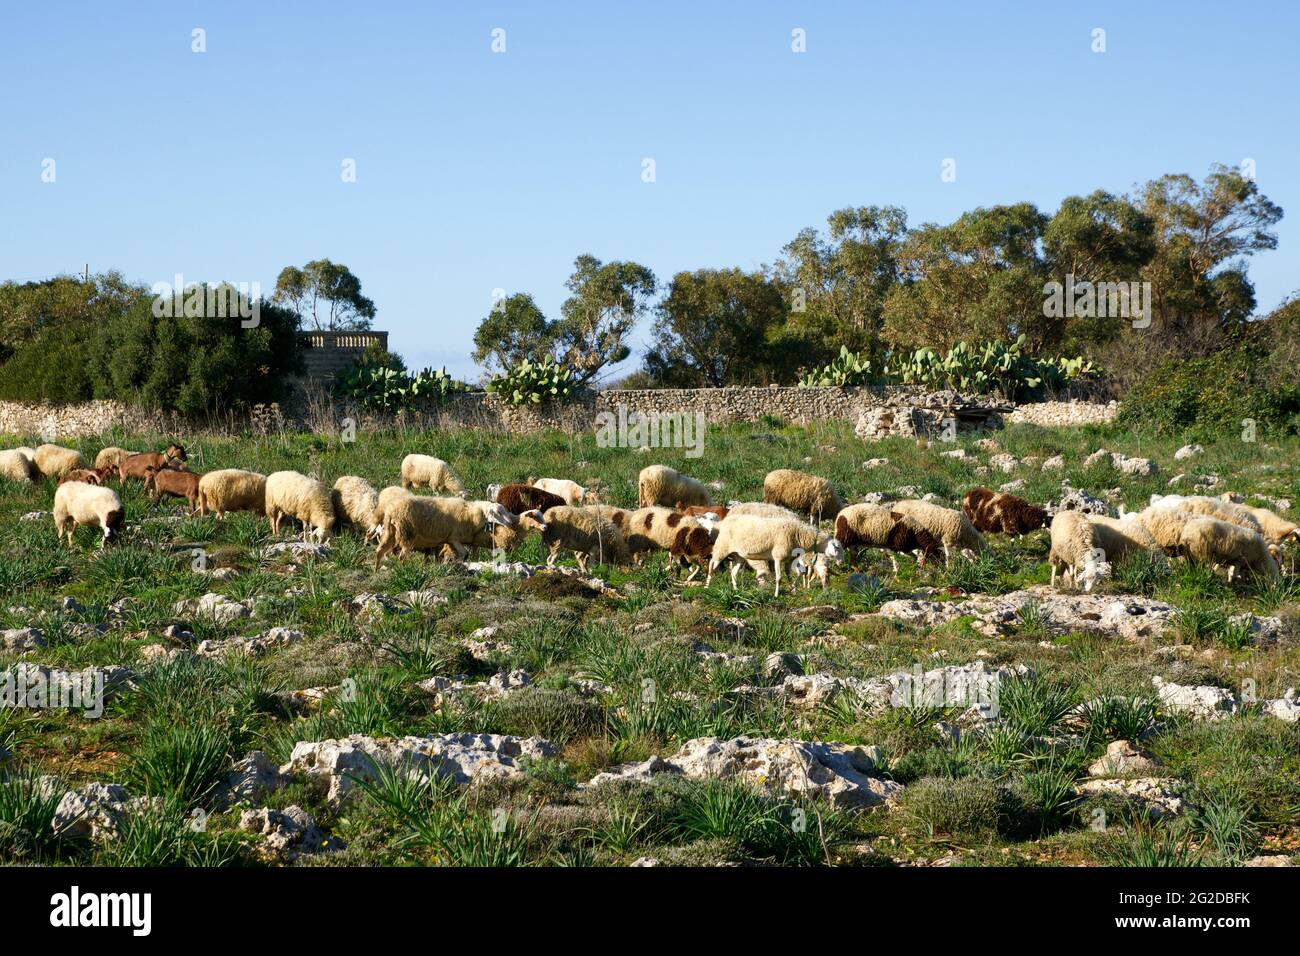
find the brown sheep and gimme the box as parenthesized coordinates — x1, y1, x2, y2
(145, 464, 202, 513)
(494, 482, 567, 516)
(962, 487, 1050, 536)
(669, 523, 718, 582)
(57, 469, 104, 486)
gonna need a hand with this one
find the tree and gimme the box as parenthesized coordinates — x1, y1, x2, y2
(643, 269, 788, 386)
(472, 292, 555, 373)
(0, 272, 143, 365)
(551, 255, 656, 384)
(882, 203, 1050, 351)
(273, 259, 376, 330)
(775, 205, 907, 364)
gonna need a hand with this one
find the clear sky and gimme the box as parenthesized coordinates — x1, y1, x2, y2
(3, 1, 1296, 382)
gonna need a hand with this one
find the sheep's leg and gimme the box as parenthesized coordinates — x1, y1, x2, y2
(729, 561, 741, 590)
(1050, 563, 1058, 588)
(683, 565, 700, 584)
(772, 559, 782, 598)
(575, 550, 590, 574)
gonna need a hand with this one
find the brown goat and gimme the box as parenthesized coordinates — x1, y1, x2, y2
(118, 443, 188, 483)
(57, 469, 104, 486)
(494, 482, 567, 516)
(145, 464, 202, 513)
(962, 487, 1049, 536)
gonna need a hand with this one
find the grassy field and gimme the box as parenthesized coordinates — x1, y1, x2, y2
(2, 417, 1299, 867)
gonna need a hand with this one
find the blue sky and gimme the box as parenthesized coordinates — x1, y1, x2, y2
(3, 1, 1296, 381)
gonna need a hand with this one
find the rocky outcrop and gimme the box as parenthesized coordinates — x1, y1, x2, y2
(586, 736, 903, 809)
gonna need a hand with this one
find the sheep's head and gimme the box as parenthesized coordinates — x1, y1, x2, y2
(517, 509, 547, 532)
(485, 483, 502, 502)
(583, 487, 600, 505)
(1078, 552, 1112, 592)
(821, 537, 846, 565)
(1268, 544, 1283, 567)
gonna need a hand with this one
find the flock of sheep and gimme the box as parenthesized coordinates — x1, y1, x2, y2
(2, 441, 1297, 597)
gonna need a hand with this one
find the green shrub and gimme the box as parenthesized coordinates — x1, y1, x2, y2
(899, 776, 1019, 839)
(487, 356, 579, 407)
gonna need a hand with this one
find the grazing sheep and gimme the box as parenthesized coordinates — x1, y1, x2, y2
(494, 482, 568, 516)
(374, 494, 514, 566)
(453, 507, 549, 560)
(707, 514, 844, 596)
(1178, 516, 1280, 582)
(198, 469, 267, 518)
(624, 506, 703, 566)
(586, 504, 632, 530)
(117, 443, 188, 483)
(1149, 494, 1265, 536)
(762, 469, 846, 524)
(726, 501, 802, 521)
(332, 476, 380, 536)
(33, 444, 88, 480)
(94, 447, 139, 471)
(52, 481, 124, 547)
(1225, 499, 1300, 545)
(1048, 510, 1111, 592)
(530, 477, 595, 507)
(400, 455, 464, 496)
(537, 506, 631, 572)
(638, 464, 711, 509)
(1086, 514, 1163, 565)
(145, 465, 202, 513)
(962, 487, 1050, 536)
(370, 485, 414, 541)
(0, 448, 37, 483)
(265, 471, 337, 542)
(833, 503, 942, 573)
(889, 499, 987, 564)
(1133, 506, 1193, 556)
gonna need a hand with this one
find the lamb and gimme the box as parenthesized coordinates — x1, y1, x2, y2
(94, 447, 137, 471)
(833, 503, 943, 573)
(791, 550, 835, 590)
(118, 443, 188, 483)
(638, 464, 711, 508)
(145, 464, 202, 513)
(1048, 510, 1111, 592)
(707, 514, 845, 596)
(52, 481, 125, 547)
(624, 506, 704, 565)
(375, 496, 517, 566)
(33, 444, 88, 479)
(332, 476, 380, 536)
(962, 487, 1050, 536)
(454, 508, 548, 560)
(1149, 494, 1265, 536)
(1178, 516, 1280, 583)
(400, 455, 464, 496)
(762, 469, 846, 524)
(0, 448, 37, 483)
(197, 469, 267, 518)
(530, 477, 596, 507)
(265, 471, 338, 542)
(493, 482, 568, 516)
(888, 499, 987, 563)
(537, 506, 631, 572)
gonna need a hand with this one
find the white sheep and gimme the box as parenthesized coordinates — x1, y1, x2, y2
(198, 469, 267, 518)
(265, 471, 337, 542)
(638, 464, 711, 508)
(1132, 506, 1193, 556)
(33, 444, 88, 479)
(538, 505, 631, 572)
(0, 448, 37, 483)
(1149, 494, 1265, 536)
(1178, 516, 1280, 582)
(707, 514, 844, 597)
(530, 477, 595, 506)
(52, 481, 125, 547)
(888, 499, 986, 564)
(332, 476, 380, 537)
(762, 468, 846, 523)
(400, 454, 465, 496)
(726, 501, 803, 521)
(1229, 500, 1300, 545)
(1086, 514, 1163, 565)
(1048, 510, 1111, 592)
(375, 495, 516, 566)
